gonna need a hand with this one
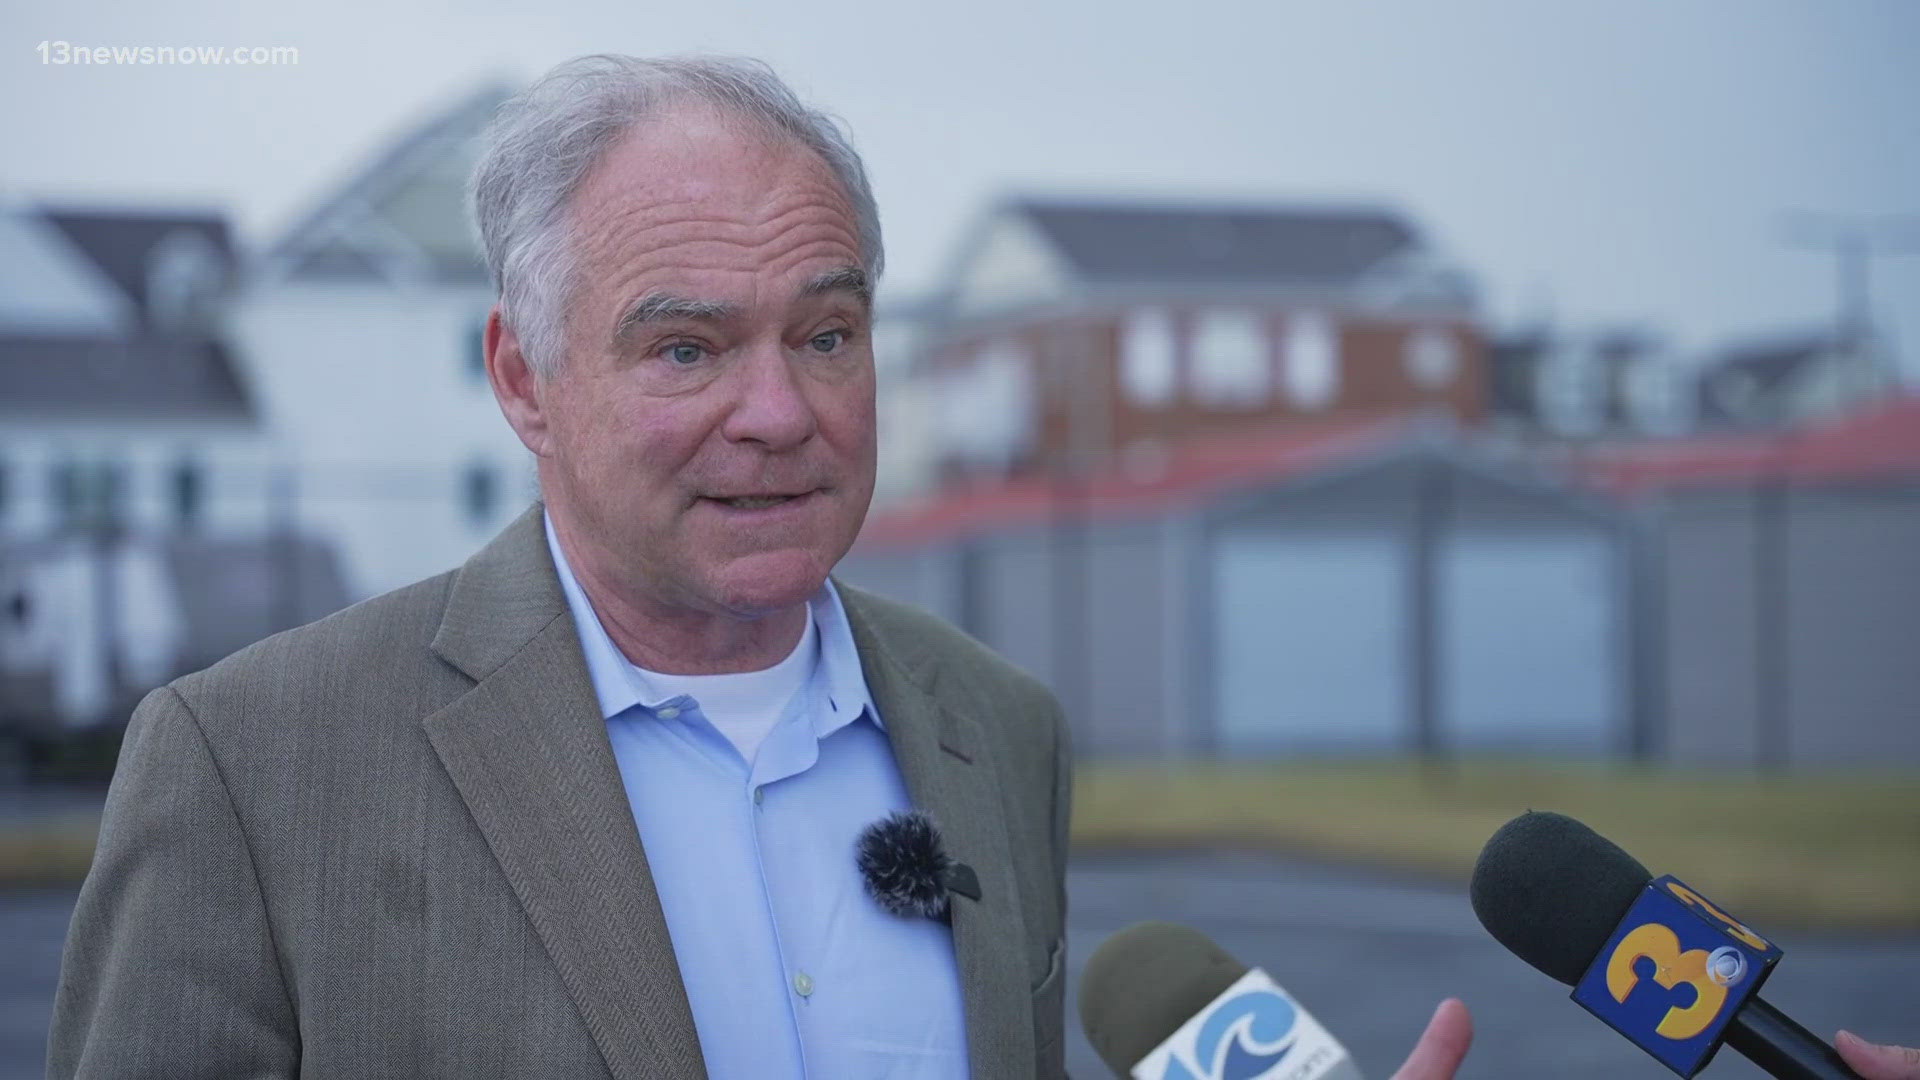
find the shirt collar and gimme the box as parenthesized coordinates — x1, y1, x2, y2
(543, 509, 880, 732)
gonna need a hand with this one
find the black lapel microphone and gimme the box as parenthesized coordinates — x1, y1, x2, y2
(856, 810, 982, 924)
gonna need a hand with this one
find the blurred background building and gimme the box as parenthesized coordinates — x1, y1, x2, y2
(908, 197, 1483, 483)
(0, 88, 537, 755)
(2, 19, 1917, 775)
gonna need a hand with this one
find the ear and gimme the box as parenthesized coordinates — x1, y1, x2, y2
(487, 305, 555, 457)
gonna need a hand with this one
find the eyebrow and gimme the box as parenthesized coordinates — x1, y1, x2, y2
(800, 265, 872, 308)
(611, 265, 872, 346)
(612, 293, 741, 343)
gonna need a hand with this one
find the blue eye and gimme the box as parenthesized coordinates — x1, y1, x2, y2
(666, 343, 704, 365)
(809, 330, 845, 354)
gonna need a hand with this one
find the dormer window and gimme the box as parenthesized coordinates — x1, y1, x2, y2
(147, 229, 224, 330)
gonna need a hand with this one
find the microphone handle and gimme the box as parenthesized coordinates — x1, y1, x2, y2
(1722, 997, 1863, 1080)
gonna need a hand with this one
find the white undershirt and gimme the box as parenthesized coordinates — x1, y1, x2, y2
(632, 605, 817, 763)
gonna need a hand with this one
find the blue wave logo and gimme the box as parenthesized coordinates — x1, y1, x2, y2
(1158, 988, 1300, 1080)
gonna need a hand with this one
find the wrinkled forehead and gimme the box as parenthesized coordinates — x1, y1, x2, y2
(563, 107, 862, 305)
(569, 105, 853, 238)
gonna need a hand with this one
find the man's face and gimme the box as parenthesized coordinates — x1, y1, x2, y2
(533, 109, 876, 620)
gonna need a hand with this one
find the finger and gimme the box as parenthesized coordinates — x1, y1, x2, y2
(1392, 998, 1474, 1080)
(1836, 1030, 1920, 1080)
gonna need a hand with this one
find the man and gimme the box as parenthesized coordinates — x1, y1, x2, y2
(52, 53, 1483, 1079)
(52, 53, 1063, 1079)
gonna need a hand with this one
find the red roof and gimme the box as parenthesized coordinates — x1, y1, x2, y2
(855, 415, 1408, 548)
(1578, 395, 1920, 495)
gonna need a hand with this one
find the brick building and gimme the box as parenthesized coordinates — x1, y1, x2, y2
(912, 196, 1486, 482)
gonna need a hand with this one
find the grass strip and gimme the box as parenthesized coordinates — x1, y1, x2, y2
(1073, 759, 1920, 931)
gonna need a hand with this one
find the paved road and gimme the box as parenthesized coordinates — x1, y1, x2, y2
(1, 888, 71, 1079)
(4, 849, 1916, 1078)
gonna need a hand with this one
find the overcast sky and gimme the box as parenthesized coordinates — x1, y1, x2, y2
(7, 0, 1917, 375)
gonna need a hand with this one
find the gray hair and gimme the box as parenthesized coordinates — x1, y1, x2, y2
(470, 54, 884, 377)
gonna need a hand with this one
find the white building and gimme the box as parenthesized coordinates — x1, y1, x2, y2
(232, 84, 539, 600)
(0, 203, 327, 728)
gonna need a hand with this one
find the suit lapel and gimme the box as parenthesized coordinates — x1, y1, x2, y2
(840, 582, 1037, 1078)
(423, 503, 706, 1080)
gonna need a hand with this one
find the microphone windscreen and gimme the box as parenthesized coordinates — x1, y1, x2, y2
(1469, 810, 1652, 985)
(1079, 921, 1248, 1076)
(857, 810, 953, 919)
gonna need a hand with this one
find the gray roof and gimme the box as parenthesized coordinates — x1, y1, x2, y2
(41, 208, 234, 322)
(1009, 196, 1422, 285)
(1698, 331, 1840, 390)
(1690, 329, 1866, 425)
(0, 334, 254, 422)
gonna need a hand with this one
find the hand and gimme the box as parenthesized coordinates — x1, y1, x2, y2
(1838, 1030, 1920, 1080)
(1391, 998, 1473, 1080)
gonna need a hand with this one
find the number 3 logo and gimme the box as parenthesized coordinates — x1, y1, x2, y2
(1605, 923, 1729, 1040)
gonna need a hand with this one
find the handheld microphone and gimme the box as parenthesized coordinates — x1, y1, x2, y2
(856, 810, 980, 923)
(1470, 810, 1863, 1080)
(1078, 921, 1362, 1080)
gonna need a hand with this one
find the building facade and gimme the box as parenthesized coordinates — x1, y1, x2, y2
(912, 198, 1488, 483)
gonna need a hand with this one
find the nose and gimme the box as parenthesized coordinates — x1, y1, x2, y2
(719, 339, 819, 451)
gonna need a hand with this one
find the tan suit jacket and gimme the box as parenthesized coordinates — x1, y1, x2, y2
(50, 502, 1071, 1078)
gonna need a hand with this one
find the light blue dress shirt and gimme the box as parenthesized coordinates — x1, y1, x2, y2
(544, 513, 971, 1079)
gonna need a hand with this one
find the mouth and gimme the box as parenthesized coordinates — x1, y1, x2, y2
(700, 489, 822, 513)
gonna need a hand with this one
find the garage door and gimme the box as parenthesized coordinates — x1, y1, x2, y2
(1440, 533, 1616, 750)
(1213, 531, 1406, 751)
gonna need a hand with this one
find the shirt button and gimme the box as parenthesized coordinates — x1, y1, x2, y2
(656, 705, 680, 719)
(793, 971, 814, 997)
(753, 787, 764, 806)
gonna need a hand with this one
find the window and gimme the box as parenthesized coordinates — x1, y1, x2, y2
(1538, 343, 1601, 434)
(465, 316, 488, 383)
(1626, 355, 1689, 433)
(1189, 310, 1269, 407)
(1283, 313, 1339, 409)
(940, 343, 1034, 472)
(93, 462, 128, 533)
(171, 458, 203, 529)
(1121, 310, 1178, 406)
(1404, 328, 1459, 388)
(50, 460, 81, 528)
(463, 460, 498, 528)
(50, 459, 127, 533)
